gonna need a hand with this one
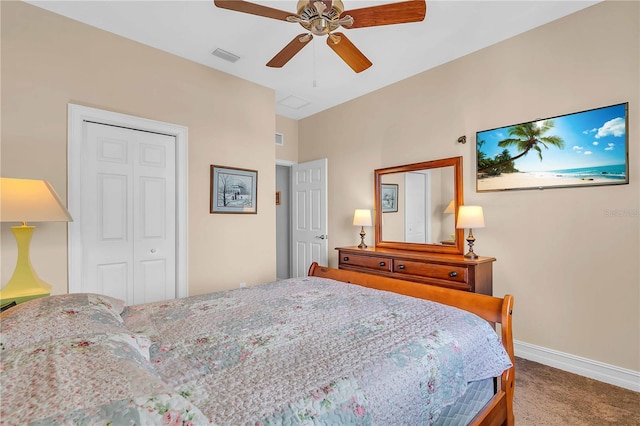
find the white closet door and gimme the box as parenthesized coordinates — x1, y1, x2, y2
(133, 130, 176, 304)
(82, 122, 176, 305)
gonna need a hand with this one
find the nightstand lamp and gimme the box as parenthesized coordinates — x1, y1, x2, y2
(353, 209, 372, 249)
(456, 205, 485, 259)
(0, 178, 72, 305)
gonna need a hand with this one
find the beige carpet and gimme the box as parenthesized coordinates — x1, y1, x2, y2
(514, 357, 640, 425)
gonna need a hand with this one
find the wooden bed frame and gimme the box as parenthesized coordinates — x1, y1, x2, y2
(308, 262, 515, 426)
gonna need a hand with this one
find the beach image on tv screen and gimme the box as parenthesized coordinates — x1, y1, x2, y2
(476, 103, 628, 192)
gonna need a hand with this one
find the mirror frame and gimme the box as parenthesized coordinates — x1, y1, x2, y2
(374, 156, 465, 254)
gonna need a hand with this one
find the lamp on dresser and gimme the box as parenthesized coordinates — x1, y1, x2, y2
(443, 200, 456, 214)
(456, 205, 485, 259)
(443, 200, 456, 241)
(0, 178, 73, 305)
(353, 209, 372, 249)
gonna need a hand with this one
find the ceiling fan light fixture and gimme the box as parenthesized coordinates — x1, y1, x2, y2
(296, 0, 344, 18)
(213, 0, 426, 73)
(338, 15, 353, 27)
(312, 1, 327, 15)
(296, 0, 343, 35)
(328, 33, 341, 44)
(311, 18, 330, 35)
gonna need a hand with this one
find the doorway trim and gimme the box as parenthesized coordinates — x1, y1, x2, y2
(276, 159, 295, 278)
(67, 104, 189, 299)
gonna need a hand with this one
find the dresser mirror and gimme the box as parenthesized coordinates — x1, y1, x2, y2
(374, 156, 464, 254)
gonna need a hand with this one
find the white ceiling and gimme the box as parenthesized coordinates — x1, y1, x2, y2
(27, 0, 600, 120)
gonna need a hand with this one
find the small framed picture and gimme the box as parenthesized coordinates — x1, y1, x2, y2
(381, 183, 398, 213)
(210, 165, 258, 214)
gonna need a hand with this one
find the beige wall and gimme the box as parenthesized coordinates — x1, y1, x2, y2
(275, 115, 299, 163)
(299, 0, 639, 372)
(1, 1, 277, 296)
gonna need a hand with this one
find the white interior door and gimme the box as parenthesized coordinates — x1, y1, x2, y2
(81, 122, 176, 305)
(291, 158, 328, 277)
(405, 171, 430, 243)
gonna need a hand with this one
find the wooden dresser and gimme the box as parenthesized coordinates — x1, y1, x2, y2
(336, 246, 495, 295)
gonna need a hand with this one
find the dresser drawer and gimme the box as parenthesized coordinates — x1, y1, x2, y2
(339, 252, 392, 272)
(336, 247, 494, 295)
(392, 259, 468, 283)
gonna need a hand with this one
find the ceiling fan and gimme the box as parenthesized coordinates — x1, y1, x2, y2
(213, 0, 427, 73)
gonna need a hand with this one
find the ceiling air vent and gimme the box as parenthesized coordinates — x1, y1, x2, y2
(277, 95, 310, 109)
(212, 48, 240, 63)
(275, 133, 284, 146)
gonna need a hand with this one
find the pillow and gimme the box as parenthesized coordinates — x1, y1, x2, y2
(0, 293, 128, 352)
(0, 332, 210, 425)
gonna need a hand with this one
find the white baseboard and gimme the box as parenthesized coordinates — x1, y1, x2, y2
(514, 340, 639, 392)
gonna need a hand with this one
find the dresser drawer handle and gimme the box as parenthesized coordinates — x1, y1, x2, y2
(379, 262, 386, 267)
(397, 264, 405, 270)
(449, 271, 458, 278)
(343, 256, 349, 261)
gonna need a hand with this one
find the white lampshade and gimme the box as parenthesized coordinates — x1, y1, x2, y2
(353, 209, 372, 227)
(1, 178, 73, 223)
(456, 205, 484, 229)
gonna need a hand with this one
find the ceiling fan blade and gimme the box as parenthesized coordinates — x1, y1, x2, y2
(342, 0, 426, 29)
(213, 0, 294, 21)
(326, 32, 372, 73)
(267, 34, 313, 68)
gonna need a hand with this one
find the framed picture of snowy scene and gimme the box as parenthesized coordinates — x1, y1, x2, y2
(476, 102, 628, 192)
(210, 165, 258, 214)
(381, 184, 399, 213)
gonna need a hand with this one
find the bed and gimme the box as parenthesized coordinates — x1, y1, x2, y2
(0, 263, 514, 425)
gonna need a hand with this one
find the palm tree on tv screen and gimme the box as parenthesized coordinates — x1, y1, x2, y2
(478, 120, 564, 174)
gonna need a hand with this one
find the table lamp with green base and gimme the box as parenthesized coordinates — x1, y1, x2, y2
(0, 178, 72, 306)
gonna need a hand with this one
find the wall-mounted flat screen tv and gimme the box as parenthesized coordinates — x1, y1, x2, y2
(476, 102, 629, 192)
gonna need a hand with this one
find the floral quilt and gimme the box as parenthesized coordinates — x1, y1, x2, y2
(123, 276, 513, 425)
(0, 293, 209, 425)
(0, 332, 209, 425)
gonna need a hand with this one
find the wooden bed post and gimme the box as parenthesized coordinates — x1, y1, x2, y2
(501, 294, 515, 426)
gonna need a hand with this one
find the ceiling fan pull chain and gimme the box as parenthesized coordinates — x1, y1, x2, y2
(313, 38, 317, 88)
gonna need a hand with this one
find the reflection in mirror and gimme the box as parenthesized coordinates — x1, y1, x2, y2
(374, 157, 464, 254)
(380, 167, 455, 245)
